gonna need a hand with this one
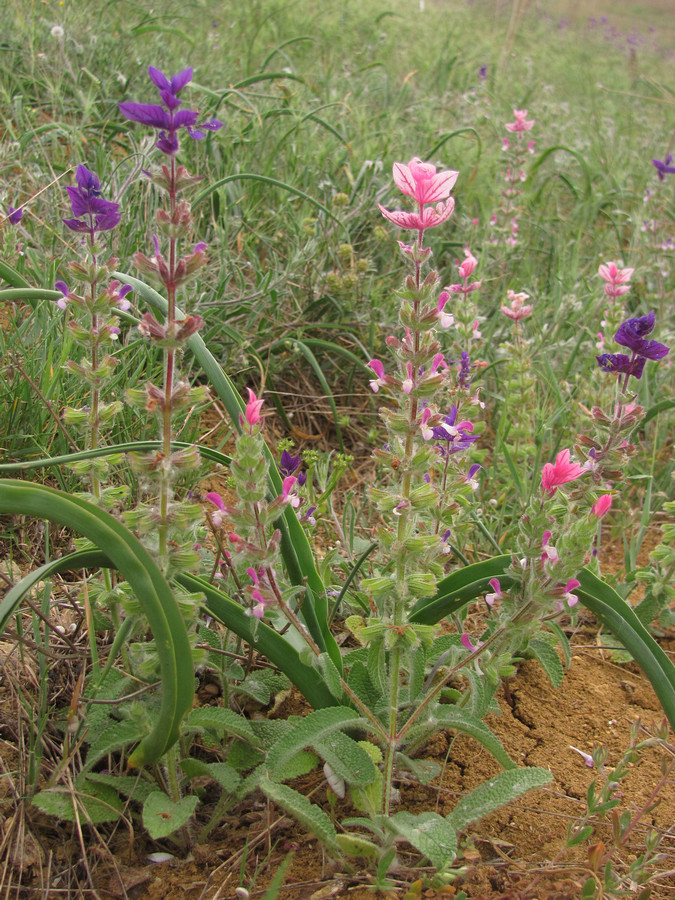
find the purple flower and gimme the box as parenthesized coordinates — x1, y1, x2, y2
(458, 351, 472, 388)
(279, 449, 301, 477)
(615, 311, 670, 360)
(596, 353, 646, 380)
(63, 165, 120, 234)
(7, 205, 23, 225)
(431, 405, 478, 456)
(119, 66, 223, 156)
(652, 154, 675, 182)
(597, 310, 669, 384)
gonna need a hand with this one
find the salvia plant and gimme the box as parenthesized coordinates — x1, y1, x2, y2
(0, 52, 673, 884)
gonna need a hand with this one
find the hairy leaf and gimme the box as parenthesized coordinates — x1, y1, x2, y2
(143, 792, 199, 839)
(448, 767, 552, 832)
(258, 779, 340, 856)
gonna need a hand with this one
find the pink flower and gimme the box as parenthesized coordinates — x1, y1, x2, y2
(541, 530, 558, 565)
(378, 199, 455, 232)
(392, 157, 459, 205)
(251, 589, 266, 618)
(205, 491, 226, 527)
(485, 578, 501, 606)
(570, 746, 594, 768)
(401, 361, 414, 394)
(592, 494, 613, 518)
(562, 579, 580, 608)
(505, 109, 534, 133)
(541, 449, 585, 495)
(501, 289, 533, 321)
(368, 358, 387, 392)
(281, 475, 301, 508)
(457, 247, 478, 279)
(420, 407, 434, 440)
(461, 633, 477, 652)
(598, 261, 633, 299)
(244, 388, 264, 428)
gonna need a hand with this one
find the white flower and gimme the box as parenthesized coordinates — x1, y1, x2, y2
(51, 25, 64, 39)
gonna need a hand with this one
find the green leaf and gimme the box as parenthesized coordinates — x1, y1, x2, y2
(32, 781, 124, 825)
(142, 791, 199, 839)
(258, 779, 340, 856)
(409, 555, 516, 625)
(313, 731, 377, 787)
(347, 661, 385, 711)
(317, 652, 344, 701)
(85, 772, 157, 804)
(387, 811, 457, 870)
(447, 767, 552, 832)
(396, 753, 441, 786)
(575, 568, 675, 733)
(265, 707, 363, 779)
(432, 706, 515, 770)
(269, 750, 320, 783)
(183, 707, 259, 744)
(0, 481, 192, 767)
(177, 573, 338, 710)
(335, 833, 379, 859)
(84, 721, 147, 770)
(528, 639, 564, 688)
(179, 758, 242, 794)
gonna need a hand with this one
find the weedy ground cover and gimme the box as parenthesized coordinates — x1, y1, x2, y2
(0, 0, 673, 897)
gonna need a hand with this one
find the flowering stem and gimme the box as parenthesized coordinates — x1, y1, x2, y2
(158, 157, 177, 567)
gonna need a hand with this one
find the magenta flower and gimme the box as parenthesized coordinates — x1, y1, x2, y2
(119, 66, 222, 156)
(461, 634, 477, 652)
(401, 361, 414, 394)
(367, 359, 387, 392)
(505, 109, 534, 133)
(592, 494, 613, 518)
(251, 589, 267, 618)
(485, 578, 501, 606)
(243, 388, 264, 429)
(562, 579, 581, 608)
(541, 449, 584, 496)
(205, 491, 227, 527)
(63, 165, 120, 234)
(436, 291, 454, 328)
(281, 475, 301, 508)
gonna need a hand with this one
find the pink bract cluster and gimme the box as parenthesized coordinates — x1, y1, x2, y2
(378, 157, 459, 233)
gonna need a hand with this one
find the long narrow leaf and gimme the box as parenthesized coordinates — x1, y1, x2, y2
(575, 568, 675, 731)
(411, 555, 675, 732)
(0, 441, 231, 472)
(176, 572, 339, 710)
(0, 481, 192, 766)
(409, 555, 515, 625)
(0, 549, 108, 635)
